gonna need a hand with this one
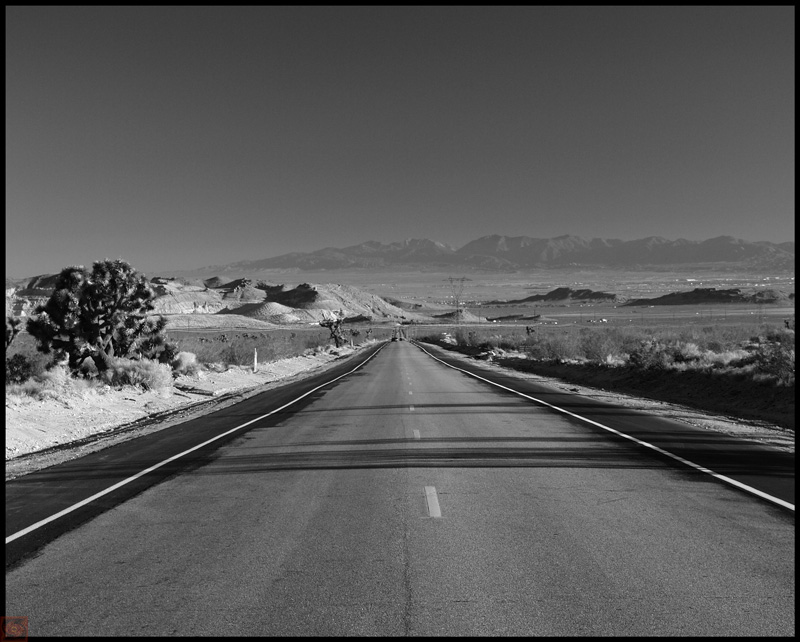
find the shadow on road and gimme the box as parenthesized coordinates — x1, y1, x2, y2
(15, 431, 792, 479)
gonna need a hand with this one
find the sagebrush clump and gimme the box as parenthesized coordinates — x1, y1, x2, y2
(171, 351, 202, 376)
(103, 357, 174, 392)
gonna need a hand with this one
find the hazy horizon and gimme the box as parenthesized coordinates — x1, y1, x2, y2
(6, 7, 794, 278)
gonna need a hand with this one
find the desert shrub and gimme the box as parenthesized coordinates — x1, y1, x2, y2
(763, 326, 796, 348)
(603, 354, 627, 367)
(578, 330, 604, 362)
(5, 353, 37, 383)
(39, 363, 72, 389)
(752, 342, 795, 386)
(6, 376, 58, 402)
(454, 329, 475, 347)
(7, 364, 73, 402)
(579, 328, 626, 363)
(696, 348, 751, 368)
(523, 339, 548, 361)
(498, 336, 525, 351)
(628, 340, 672, 370)
(6, 363, 107, 401)
(524, 332, 581, 361)
(618, 330, 647, 356)
(670, 341, 703, 363)
(171, 351, 202, 376)
(547, 332, 582, 361)
(103, 357, 173, 392)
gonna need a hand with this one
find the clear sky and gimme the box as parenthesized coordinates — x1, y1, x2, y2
(6, 6, 795, 277)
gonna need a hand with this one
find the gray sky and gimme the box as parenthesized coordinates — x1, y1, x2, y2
(6, 6, 795, 277)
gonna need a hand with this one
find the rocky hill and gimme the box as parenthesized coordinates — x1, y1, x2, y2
(622, 287, 795, 306)
(488, 287, 619, 305)
(5, 274, 59, 317)
(6, 276, 426, 326)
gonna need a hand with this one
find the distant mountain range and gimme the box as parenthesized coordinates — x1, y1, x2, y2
(194, 235, 794, 274)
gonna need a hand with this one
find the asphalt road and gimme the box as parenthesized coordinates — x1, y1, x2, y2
(5, 340, 795, 636)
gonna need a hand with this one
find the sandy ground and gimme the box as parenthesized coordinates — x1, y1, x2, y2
(5, 340, 793, 480)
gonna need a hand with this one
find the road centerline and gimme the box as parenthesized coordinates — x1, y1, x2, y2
(425, 486, 442, 518)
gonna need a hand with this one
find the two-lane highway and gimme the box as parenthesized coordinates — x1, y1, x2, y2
(5, 340, 794, 635)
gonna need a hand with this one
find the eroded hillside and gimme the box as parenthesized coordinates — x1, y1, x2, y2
(6, 276, 428, 326)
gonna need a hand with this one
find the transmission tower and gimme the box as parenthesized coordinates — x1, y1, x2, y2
(446, 276, 470, 323)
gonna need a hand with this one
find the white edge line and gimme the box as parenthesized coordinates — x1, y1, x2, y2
(6, 343, 388, 544)
(413, 342, 794, 512)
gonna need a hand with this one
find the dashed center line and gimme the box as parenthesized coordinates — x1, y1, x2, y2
(425, 486, 442, 518)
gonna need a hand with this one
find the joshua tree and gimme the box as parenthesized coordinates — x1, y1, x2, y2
(319, 310, 346, 348)
(26, 259, 176, 374)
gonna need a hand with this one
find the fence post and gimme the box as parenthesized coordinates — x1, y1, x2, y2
(254, 348, 258, 373)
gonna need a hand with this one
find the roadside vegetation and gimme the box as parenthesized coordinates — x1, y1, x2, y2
(6, 326, 390, 395)
(5, 258, 395, 403)
(429, 320, 795, 385)
(7, 260, 177, 396)
(420, 318, 795, 430)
